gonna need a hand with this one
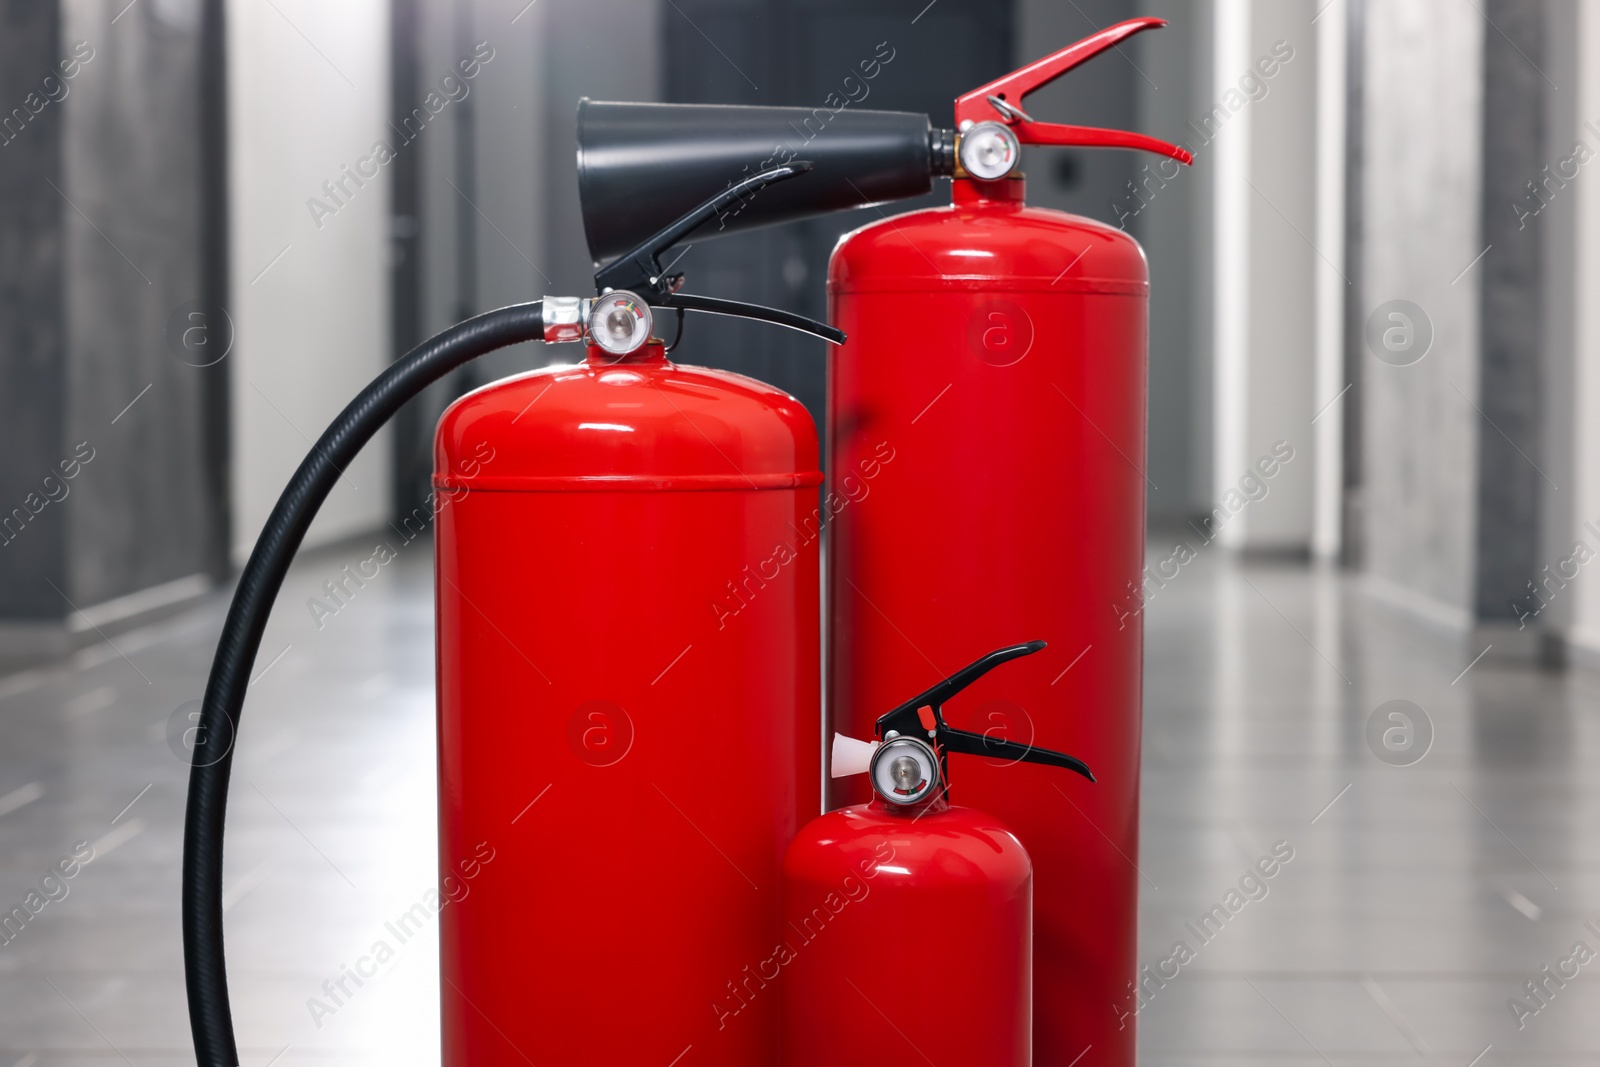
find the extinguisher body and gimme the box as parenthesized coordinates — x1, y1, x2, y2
(781, 800, 1032, 1066)
(828, 177, 1147, 1063)
(434, 342, 821, 1067)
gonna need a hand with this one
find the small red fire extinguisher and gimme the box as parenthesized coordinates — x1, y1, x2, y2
(781, 641, 1094, 1067)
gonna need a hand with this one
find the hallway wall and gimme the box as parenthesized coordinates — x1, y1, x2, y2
(227, 0, 393, 562)
(1357, 0, 1573, 664)
(1208, 0, 1321, 552)
(1560, 0, 1600, 668)
(1358, 2, 1485, 626)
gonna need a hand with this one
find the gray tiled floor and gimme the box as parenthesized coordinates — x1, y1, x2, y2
(1136, 551, 1600, 1065)
(0, 538, 1596, 1064)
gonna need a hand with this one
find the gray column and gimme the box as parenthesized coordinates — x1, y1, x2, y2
(1473, 0, 1546, 644)
(1359, 4, 1484, 628)
(0, 0, 224, 662)
(0, 0, 69, 627)
(1359, 0, 1558, 661)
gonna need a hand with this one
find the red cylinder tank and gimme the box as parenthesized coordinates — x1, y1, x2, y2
(434, 341, 821, 1067)
(827, 176, 1147, 1063)
(781, 799, 1032, 1067)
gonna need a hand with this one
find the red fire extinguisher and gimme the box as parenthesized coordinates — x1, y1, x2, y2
(434, 165, 853, 1067)
(433, 340, 819, 1067)
(181, 167, 844, 1066)
(782, 641, 1093, 1067)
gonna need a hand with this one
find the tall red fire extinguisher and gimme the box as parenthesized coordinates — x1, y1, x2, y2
(782, 641, 1094, 1067)
(181, 167, 846, 1066)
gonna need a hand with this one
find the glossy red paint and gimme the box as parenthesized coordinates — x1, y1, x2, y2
(828, 176, 1147, 1064)
(781, 798, 1032, 1067)
(434, 342, 822, 1067)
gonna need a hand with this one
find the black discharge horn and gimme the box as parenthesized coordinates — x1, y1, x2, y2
(575, 99, 953, 264)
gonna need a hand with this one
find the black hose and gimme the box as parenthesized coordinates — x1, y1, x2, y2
(183, 301, 545, 1065)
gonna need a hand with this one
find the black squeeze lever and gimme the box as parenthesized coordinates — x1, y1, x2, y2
(875, 641, 1095, 783)
(593, 161, 846, 345)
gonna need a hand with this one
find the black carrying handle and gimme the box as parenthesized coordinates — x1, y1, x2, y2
(875, 640, 1095, 783)
(887, 641, 1047, 717)
(593, 160, 844, 345)
(594, 161, 814, 295)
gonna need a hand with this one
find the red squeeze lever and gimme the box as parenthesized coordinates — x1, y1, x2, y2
(954, 16, 1193, 165)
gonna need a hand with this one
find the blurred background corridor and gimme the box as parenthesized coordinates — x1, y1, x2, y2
(2, 0, 1600, 1063)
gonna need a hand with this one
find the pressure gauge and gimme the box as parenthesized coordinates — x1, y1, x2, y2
(870, 736, 939, 805)
(588, 290, 653, 356)
(958, 121, 1020, 181)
